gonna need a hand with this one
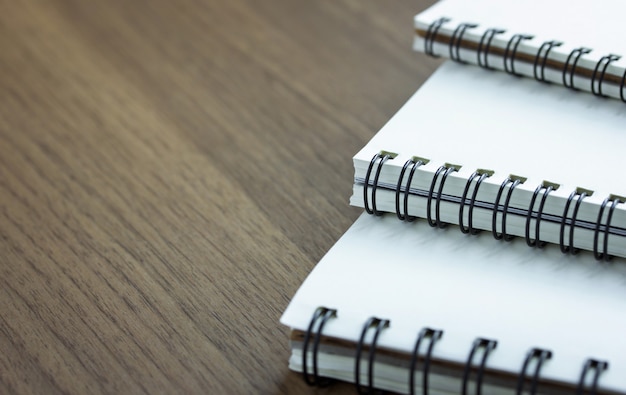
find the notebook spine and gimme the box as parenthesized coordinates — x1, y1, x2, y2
(459, 169, 492, 235)
(354, 316, 390, 394)
(492, 176, 525, 242)
(418, 18, 626, 102)
(362, 152, 626, 261)
(301, 307, 610, 395)
(409, 328, 442, 395)
(301, 307, 337, 387)
(426, 163, 460, 229)
(516, 348, 552, 395)
(559, 188, 589, 255)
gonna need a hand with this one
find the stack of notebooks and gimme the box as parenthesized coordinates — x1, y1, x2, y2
(281, 0, 626, 393)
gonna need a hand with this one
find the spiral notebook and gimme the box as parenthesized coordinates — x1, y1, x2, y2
(351, 60, 626, 260)
(413, 0, 626, 101)
(281, 212, 626, 394)
(282, 0, 626, 393)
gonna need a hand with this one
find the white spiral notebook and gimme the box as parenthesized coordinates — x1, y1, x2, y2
(351, 61, 626, 260)
(281, 212, 626, 394)
(282, 0, 626, 393)
(413, 0, 626, 101)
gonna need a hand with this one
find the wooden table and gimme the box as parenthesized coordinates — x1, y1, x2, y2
(0, 1, 440, 393)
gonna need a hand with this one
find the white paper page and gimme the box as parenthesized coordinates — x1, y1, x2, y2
(354, 60, 626, 199)
(281, 213, 626, 392)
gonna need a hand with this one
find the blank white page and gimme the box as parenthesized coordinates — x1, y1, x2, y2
(353, 60, 626, 199)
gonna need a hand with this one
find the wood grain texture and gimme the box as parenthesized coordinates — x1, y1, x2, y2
(0, 0, 440, 393)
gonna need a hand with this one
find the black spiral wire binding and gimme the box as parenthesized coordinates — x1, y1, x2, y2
(504, 34, 534, 76)
(459, 169, 494, 235)
(525, 182, 559, 248)
(305, 312, 611, 394)
(559, 188, 592, 255)
(576, 359, 609, 395)
(364, 152, 395, 216)
(461, 338, 497, 395)
(515, 348, 552, 395)
(563, 47, 592, 90)
(424, 17, 451, 57)
(449, 23, 478, 63)
(533, 41, 563, 83)
(395, 157, 429, 221)
(302, 307, 337, 386)
(427, 164, 461, 228)
(354, 317, 390, 395)
(593, 194, 625, 261)
(408, 328, 443, 395)
(492, 176, 526, 241)
(620, 68, 626, 102)
(477, 28, 505, 70)
(591, 54, 621, 97)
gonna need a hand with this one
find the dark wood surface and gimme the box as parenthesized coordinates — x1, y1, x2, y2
(0, 1, 440, 393)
